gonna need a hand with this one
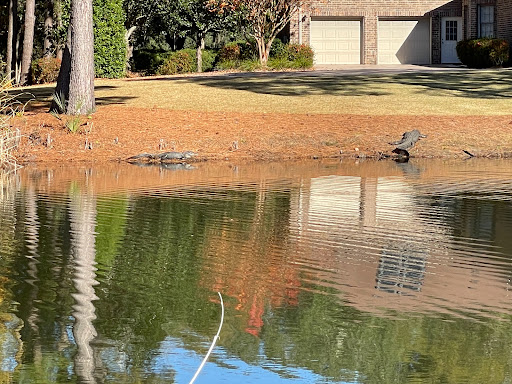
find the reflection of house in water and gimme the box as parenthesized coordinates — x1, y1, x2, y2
(291, 175, 433, 298)
(376, 244, 427, 295)
(288, 169, 512, 317)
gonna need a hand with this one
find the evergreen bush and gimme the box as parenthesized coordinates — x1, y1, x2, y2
(156, 49, 217, 75)
(218, 41, 313, 71)
(132, 50, 172, 74)
(287, 44, 314, 69)
(93, 0, 127, 78)
(456, 38, 509, 68)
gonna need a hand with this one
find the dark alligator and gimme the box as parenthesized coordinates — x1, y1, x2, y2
(389, 130, 427, 157)
(126, 151, 198, 162)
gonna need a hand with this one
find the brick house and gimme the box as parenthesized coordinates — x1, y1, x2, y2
(462, 0, 512, 42)
(289, 0, 511, 65)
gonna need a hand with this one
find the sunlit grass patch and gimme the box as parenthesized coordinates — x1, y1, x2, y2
(17, 68, 512, 116)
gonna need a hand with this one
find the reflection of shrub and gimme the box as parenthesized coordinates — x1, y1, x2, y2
(31, 57, 62, 84)
(156, 49, 218, 75)
(456, 38, 509, 68)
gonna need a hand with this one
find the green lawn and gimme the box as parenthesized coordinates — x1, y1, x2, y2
(19, 68, 512, 115)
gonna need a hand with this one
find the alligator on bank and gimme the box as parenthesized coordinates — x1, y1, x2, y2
(126, 151, 198, 163)
(389, 130, 427, 157)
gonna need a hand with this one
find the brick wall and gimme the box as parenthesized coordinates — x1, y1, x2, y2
(462, 0, 512, 42)
(290, 0, 462, 64)
(462, 0, 496, 39)
(497, 0, 512, 42)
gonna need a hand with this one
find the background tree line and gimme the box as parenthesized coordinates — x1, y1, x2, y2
(1, 0, 311, 115)
(1, 0, 311, 83)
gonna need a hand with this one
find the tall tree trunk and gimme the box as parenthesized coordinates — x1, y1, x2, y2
(125, 25, 137, 71)
(256, 37, 268, 67)
(68, 0, 95, 115)
(6, 0, 18, 81)
(20, 0, 36, 85)
(51, 27, 71, 113)
(196, 34, 204, 73)
(15, 28, 22, 83)
(55, 0, 64, 59)
(44, 0, 54, 57)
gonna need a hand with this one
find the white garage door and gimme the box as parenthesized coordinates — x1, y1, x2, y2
(378, 19, 431, 64)
(310, 20, 361, 65)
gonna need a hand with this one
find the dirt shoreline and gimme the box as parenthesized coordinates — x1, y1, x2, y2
(10, 105, 512, 164)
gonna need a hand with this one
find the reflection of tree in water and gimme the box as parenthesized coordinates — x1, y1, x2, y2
(376, 244, 427, 295)
(69, 190, 100, 383)
(199, 186, 300, 338)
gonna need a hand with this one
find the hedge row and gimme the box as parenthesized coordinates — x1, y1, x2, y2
(156, 49, 217, 75)
(216, 40, 314, 70)
(135, 40, 315, 75)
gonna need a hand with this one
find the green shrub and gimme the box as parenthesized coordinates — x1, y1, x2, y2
(267, 57, 289, 70)
(30, 57, 62, 84)
(93, 0, 127, 78)
(156, 49, 217, 75)
(218, 40, 258, 62)
(201, 50, 218, 72)
(238, 59, 261, 71)
(157, 50, 195, 75)
(216, 59, 238, 71)
(270, 39, 288, 59)
(456, 38, 509, 68)
(239, 40, 258, 60)
(218, 42, 241, 62)
(217, 41, 313, 71)
(287, 44, 314, 68)
(132, 50, 171, 74)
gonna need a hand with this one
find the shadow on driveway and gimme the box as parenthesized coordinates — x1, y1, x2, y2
(180, 68, 512, 99)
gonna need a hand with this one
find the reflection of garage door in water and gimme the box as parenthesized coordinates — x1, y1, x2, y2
(378, 19, 431, 64)
(310, 20, 361, 65)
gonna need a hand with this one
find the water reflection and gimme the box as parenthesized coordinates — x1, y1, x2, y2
(0, 160, 511, 383)
(69, 190, 99, 383)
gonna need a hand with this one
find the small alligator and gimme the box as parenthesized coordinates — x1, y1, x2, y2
(126, 151, 198, 162)
(389, 130, 427, 157)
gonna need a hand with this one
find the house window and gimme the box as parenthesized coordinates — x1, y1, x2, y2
(445, 20, 458, 41)
(478, 5, 495, 38)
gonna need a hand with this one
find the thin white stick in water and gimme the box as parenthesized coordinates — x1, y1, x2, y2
(189, 292, 225, 384)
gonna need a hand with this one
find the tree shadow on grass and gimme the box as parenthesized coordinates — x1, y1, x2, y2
(176, 69, 512, 99)
(8, 84, 137, 112)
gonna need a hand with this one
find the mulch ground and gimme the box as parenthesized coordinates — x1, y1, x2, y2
(10, 105, 512, 164)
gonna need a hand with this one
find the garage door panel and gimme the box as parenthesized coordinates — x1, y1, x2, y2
(311, 20, 361, 65)
(378, 19, 430, 64)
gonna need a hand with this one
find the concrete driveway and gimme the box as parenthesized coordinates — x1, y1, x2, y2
(312, 64, 473, 75)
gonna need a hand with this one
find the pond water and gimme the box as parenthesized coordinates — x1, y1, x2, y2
(0, 159, 512, 383)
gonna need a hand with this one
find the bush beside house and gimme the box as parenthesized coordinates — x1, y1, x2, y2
(217, 40, 314, 70)
(456, 38, 510, 68)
